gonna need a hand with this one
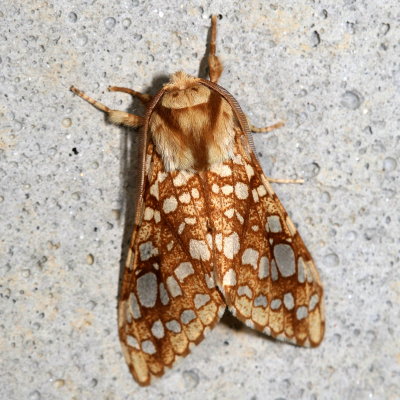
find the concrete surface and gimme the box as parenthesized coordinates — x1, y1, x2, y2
(1, 1, 399, 399)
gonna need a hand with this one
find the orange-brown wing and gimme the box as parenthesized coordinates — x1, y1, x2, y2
(205, 131, 325, 347)
(118, 144, 225, 386)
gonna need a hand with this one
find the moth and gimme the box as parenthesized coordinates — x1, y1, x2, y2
(71, 16, 325, 386)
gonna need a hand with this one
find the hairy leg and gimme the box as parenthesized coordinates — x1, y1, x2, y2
(70, 86, 144, 128)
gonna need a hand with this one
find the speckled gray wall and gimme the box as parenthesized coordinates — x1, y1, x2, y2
(1, 1, 399, 399)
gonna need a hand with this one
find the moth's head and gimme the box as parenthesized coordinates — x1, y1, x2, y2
(161, 71, 211, 109)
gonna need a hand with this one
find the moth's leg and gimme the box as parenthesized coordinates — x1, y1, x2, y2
(208, 15, 223, 83)
(108, 86, 152, 105)
(250, 121, 285, 133)
(70, 86, 144, 128)
(267, 177, 304, 184)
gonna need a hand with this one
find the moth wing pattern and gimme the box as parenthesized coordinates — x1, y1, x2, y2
(207, 127, 325, 347)
(118, 143, 226, 386)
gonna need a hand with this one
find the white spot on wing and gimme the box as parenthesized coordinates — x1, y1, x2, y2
(166, 319, 181, 333)
(175, 262, 194, 282)
(157, 171, 167, 183)
(309, 294, 319, 311)
(274, 244, 295, 277)
(154, 210, 161, 223)
(173, 173, 186, 187)
(167, 241, 174, 251)
(254, 294, 268, 307)
(212, 183, 220, 193)
(238, 285, 253, 299)
(271, 260, 278, 281)
(271, 298, 282, 310)
(224, 208, 235, 218)
(242, 248, 259, 269)
(166, 275, 182, 297)
(252, 188, 259, 203)
(235, 210, 244, 224)
(257, 185, 267, 197)
(139, 241, 159, 261)
(191, 188, 200, 199)
(298, 257, 306, 283)
(129, 292, 141, 319)
(223, 232, 240, 259)
(296, 306, 308, 320)
(221, 185, 233, 195)
(267, 215, 282, 232)
(205, 273, 215, 288)
(150, 181, 159, 200)
(127, 335, 140, 349)
(178, 222, 186, 234)
(258, 256, 269, 279)
(184, 217, 196, 225)
(194, 293, 211, 309)
(179, 192, 191, 204)
(283, 292, 295, 310)
(206, 233, 213, 249)
(136, 272, 158, 308)
(163, 196, 178, 213)
(246, 319, 255, 329)
(245, 163, 254, 179)
(235, 182, 249, 199)
(211, 164, 232, 177)
(223, 268, 237, 286)
(151, 319, 165, 339)
(141, 339, 156, 355)
(263, 326, 271, 336)
(143, 207, 154, 221)
(181, 309, 196, 324)
(159, 282, 169, 305)
(215, 233, 223, 252)
(189, 239, 210, 261)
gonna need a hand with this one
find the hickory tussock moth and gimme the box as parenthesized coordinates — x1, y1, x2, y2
(70, 15, 325, 386)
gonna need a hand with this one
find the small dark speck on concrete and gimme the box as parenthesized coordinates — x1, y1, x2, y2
(70, 147, 79, 156)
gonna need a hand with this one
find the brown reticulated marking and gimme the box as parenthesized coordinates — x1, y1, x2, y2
(269, 308, 284, 334)
(197, 301, 218, 325)
(252, 306, 268, 327)
(170, 331, 189, 355)
(234, 295, 252, 318)
(185, 318, 204, 342)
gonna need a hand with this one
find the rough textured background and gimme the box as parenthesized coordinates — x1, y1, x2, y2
(1, 1, 399, 399)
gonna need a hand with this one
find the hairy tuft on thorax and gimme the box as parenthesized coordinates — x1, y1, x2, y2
(149, 71, 237, 171)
